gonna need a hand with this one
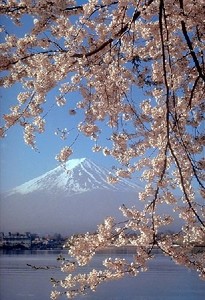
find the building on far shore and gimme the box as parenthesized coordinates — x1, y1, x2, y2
(0, 232, 66, 250)
(0, 232, 31, 249)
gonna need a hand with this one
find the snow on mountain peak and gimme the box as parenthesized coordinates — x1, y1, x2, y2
(64, 157, 86, 170)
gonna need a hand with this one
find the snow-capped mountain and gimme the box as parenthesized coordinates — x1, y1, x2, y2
(0, 158, 142, 235)
(8, 157, 140, 196)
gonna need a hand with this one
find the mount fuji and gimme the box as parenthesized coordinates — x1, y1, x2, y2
(0, 158, 142, 235)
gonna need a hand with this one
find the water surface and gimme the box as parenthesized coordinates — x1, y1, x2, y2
(0, 250, 204, 300)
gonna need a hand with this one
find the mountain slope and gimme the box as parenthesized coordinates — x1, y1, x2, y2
(0, 158, 142, 235)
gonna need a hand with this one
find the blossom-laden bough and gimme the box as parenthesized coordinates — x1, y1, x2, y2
(0, 0, 205, 298)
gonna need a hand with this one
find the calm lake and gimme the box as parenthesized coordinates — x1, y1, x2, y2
(0, 249, 205, 300)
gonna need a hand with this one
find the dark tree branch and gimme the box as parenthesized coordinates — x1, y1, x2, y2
(179, 0, 205, 81)
(188, 76, 200, 108)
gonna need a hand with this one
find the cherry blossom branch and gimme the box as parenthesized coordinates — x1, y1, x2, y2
(2, 91, 36, 133)
(1, 1, 205, 298)
(72, 0, 155, 59)
(168, 143, 205, 228)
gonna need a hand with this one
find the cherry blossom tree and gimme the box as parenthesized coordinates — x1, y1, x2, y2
(0, 0, 205, 298)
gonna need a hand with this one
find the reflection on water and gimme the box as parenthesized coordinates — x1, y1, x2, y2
(0, 249, 205, 300)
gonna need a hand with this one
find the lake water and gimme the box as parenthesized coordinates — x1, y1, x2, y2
(0, 249, 205, 300)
